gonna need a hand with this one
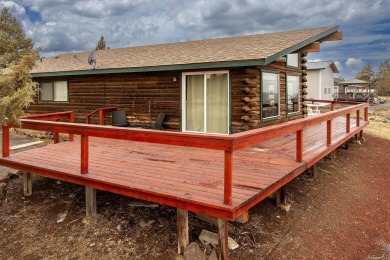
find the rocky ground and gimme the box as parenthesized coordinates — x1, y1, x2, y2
(0, 102, 389, 259)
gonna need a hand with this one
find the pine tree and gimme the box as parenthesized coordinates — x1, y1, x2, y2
(0, 8, 37, 126)
(0, 8, 34, 67)
(95, 35, 109, 50)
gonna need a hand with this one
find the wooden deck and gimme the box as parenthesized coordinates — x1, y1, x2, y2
(0, 115, 367, 221)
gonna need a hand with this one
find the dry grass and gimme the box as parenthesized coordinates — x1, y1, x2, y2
(366, 108, 390, 140)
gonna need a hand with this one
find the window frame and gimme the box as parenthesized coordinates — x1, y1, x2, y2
(39, 80, 69, 103)
(261, 70, 280, 121)
(286, 73, 300, 115)
(286, 53, 299, 68)
(181, 70, 230, 135)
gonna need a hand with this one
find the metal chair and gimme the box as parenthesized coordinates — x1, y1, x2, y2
(154, 112, 166, 130)
(111, 110, 130, 127)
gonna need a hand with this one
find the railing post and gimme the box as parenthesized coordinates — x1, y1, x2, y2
(53, 119, 59, 144)
(327, 120, 332, 145)
(364, 107, 368, 122)
(99, 109, 105, 125)
(81, 135, 89, 174)
(356, 110, 360, 127)
(69, 112, 74, 141)
(54, 132, 59, 143)
(2, 126, 10, 157)
(224, 150, 233, 205)
(346, 113, 350, 133)
(296, 130, 303, 163)
(331, 101, 334, 111)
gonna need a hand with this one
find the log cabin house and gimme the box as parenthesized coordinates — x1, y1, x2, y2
(29, 26, 343, 133)
(3, 26, 370, 259)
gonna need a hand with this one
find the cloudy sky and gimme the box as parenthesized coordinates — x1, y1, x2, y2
(2, 0, 390, 79)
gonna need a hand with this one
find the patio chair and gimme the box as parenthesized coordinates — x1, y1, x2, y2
(111, 110, 130, 127)
(154, 112, 166, 130)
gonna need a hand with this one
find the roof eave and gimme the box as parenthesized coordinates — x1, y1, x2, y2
(31, 59, 267, 77)
(263, 26, 339, 65)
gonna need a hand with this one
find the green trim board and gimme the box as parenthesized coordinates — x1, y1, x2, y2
(31, 59, 267, 78)
(31, 26, 339, 78)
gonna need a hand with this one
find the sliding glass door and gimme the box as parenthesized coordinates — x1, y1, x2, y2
(182, 71, 229, 134)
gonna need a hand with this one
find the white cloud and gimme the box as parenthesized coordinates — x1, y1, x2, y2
(1, 0, 388, 80)
(345, 58, 364, 68)
(345, 58, 365, 76)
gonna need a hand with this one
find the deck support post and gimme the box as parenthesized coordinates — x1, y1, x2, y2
(224, 151, 233, 205)
(2, 126, 9, 158)
(85, 186, 96, 217)
(235, 210, 249, 223)
(330, 150, 336, 160)
(177, 209, 189, 255)
(276, 186, 290, 211)
(359, 130, 364, 140)
(217, 218, 229, 260)
(309, 163, 318, 178)
(23, 172, 32, 197)
(344, 140, 349, 150)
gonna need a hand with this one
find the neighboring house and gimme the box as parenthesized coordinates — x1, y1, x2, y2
(337, 79, 371, 102)
(29, 26, 342, 134)
(306, 60, 339, 100)
(333, 77, 344, 100)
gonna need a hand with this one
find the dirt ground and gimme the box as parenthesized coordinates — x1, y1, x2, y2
(1, 105, 390, 259)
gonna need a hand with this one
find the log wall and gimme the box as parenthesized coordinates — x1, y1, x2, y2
(29, 55, 307, 132)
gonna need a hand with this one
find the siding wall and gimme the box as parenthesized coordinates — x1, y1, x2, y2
(28, 55, 306, 133)
(307, 66, 335, 101)
(307, 70, 321, 99)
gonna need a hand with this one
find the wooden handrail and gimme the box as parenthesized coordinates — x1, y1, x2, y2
(3, 102, 368, 206)
(21, 111, 74, 142)
(305, 99, 365, 106)
(86, 107, 118, 125)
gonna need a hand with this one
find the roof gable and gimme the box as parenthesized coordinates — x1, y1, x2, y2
(307, 60, 339, 73)
(32, 26, 340, 77)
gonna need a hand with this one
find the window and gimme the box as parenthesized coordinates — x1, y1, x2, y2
(287, 53, 299, 68)
(39, 81, 68, 102)
(261, 72, 279, 119)
(324, 88, 328, 94)
(182, 71, 229, 134)
(287, 75, 300, 114)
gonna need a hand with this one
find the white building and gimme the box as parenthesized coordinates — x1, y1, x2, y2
(306, 61, 339, 100)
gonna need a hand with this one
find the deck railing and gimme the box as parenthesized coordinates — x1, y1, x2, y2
(2, 101, 368, 205)
(2, 111, 74, 158)
(85, 107, 118, 125)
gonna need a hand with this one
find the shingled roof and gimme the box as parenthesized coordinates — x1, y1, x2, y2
(307, 60, 339, 73)
(32, 26, 340, 77)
